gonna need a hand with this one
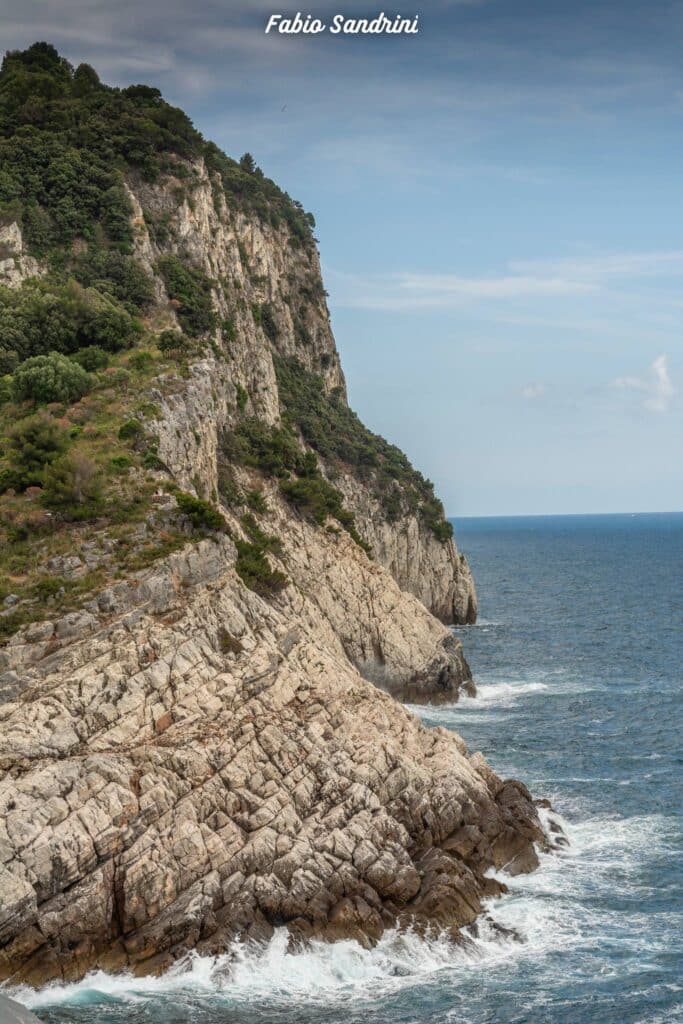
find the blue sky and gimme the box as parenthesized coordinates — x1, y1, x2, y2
(5, 0, 682, 513)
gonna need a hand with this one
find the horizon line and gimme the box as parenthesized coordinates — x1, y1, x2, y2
(448, 509, 683, 520)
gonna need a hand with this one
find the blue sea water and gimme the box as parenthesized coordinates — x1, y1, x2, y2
(8, 512, 683, 1024)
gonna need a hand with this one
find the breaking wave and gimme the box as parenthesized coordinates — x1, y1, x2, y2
(9, 808, 679, 1020)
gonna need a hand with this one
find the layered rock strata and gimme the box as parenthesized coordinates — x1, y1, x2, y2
(0, 529, 543, 986)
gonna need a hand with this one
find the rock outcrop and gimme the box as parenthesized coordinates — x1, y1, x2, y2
(0, 531, 542, 986)
(0, 222, 43, 288)
(0, 48, 540, 991)
(124, 159, 477, 627)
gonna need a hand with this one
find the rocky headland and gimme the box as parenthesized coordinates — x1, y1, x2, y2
(0, 43, 545, 988)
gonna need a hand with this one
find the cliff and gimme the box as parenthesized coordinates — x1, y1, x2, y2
(0, 44, 541, 987)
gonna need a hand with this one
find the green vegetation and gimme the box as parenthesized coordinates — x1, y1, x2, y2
(0, 279, 142, 365)
(234, 514, 287, 597)
(274, 356, 453, 541)
(157, 329, 187, 356)
(117, 418, 144, 442)
(0, 42, 315, 268)
(12, 351, 91, 404)
(174, 490, 225, 532)
(280, 474, 370, 552)
(240, 512, 282, 553)
(259, 302, 278, 342)
(72, 249, 154, 311)
(71, 345, 109, 371)
(245, 488, 267, 513)
(41, 451, 103, 520)
(221, 418, 371, 552)
(222, 416, 302, 477)
(0, 412, 67, 491)
(156, 256, 217, 336)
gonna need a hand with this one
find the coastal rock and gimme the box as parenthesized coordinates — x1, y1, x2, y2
(0, 75, 540, 990)
(124, 162, 476, 625)
(0, 526, 544, 986)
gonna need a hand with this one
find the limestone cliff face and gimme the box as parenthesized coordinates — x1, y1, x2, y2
(0, 222, 43, 287)
(338, 474, 477, 624)
(0, 149, 541, 991)
(123, 158, 477, 627)
(0, 525, 542, 986)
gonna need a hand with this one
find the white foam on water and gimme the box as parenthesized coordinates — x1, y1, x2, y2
(405, 681, 548, 726)
(8, 926, 518, 1011)
(484, 807, 682, 959)
(10, 806, 676, 1014)
(6, 766, 679, 1019)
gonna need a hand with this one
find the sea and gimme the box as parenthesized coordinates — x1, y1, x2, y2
(7, 512, 683, 1024)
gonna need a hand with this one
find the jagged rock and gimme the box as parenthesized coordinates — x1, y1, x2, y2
(0, 222, 43, 287)
(0, 80, 539, 990)
(122, 162, 477, 626)
(0, 523, 544, 987)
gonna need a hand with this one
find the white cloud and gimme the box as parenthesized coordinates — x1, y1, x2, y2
(612, 354, 674, 413)
(521, 383, 546, 400)
(510, 250, 683, 282)
(325, 267, 596, 311)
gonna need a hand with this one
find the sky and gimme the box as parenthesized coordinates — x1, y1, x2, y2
(3, 0, 683, 514)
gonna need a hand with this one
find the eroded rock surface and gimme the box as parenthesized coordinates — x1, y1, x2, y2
(0, 128, 542, 992)
(0, 527, 543, 986)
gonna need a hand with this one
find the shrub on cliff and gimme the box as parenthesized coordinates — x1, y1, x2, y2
(12, 353, 91, 405)
(175, 491, 226, 532)
(72, 249, 154, 312)
(274, 356, 453, 540)
(221, 418, 302, 477)
(280, 474, 370, 553)
(41, 452, 103, 520)
(70, 345, 108, 371)
(235, 538, 287, 597)
(157, 329, 187, 356)
(0, 280, 142, 362)
(1, 413, 67, 492)
(157, 256, 217, 337)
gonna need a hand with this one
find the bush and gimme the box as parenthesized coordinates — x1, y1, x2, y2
(2, 413, 67, 491)
(127, 350, 155, 371)
(235, 383, 248, 412)
(0, 279, 142, 362)
(70, 345, 108, 371)
(235, 539, 287, 597)
(175, 491, 225, 531)
(72, 250, 154, 311)
(0, 349, 18, 375)
(41, 452, 103, 519)
(221, 418, 301, 477)
(157, 256, 217, 336)
(259, 303, 278, 342)
(241, 512, 282, 554)
(118, 418, 144, 442)
(157, 329, 186, 355)
(279, 474, 369, 552)
(245, 489, 267, 513)
(12, 352, 91, 405)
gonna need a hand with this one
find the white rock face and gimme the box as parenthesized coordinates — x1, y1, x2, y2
(124, 161, 477, 623)
(0, 528, 542, 986)
(0, 223, 43, 286)
(0, 159, 512, 990)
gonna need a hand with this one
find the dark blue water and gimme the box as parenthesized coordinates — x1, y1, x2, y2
(9, 513, 683, 1024)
